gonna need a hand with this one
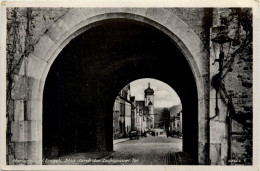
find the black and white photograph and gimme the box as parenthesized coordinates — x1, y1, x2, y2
(1, 1, 259, 170)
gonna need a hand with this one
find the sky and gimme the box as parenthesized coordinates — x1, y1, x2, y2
(130, 78, 181, 108)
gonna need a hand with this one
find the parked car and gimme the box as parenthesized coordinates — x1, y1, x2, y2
(128, 130, 139, 140)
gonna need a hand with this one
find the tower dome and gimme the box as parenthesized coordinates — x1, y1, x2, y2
(144, 82, 154, 95)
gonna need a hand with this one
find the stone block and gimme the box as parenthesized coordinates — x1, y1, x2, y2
(7, 100, 14, 122)
(37, 121, 42, 141)
(14, 142, 26, 159)
(130, 8, 147, 16)
(209, 81, 217, 102)
(195, 50, 209, 76)
(209, 46, 219, 73)
(210, 143, 221, 165)
(28, 78, 40, 101)
(27, 141, 37, 161)
(32, 35, 54, 62)
(181, 30, 204, 57)
(165, 13, 188, 29)
(198, 141, 207, 164)
(40, 61, 51, 83)
(198, 98, 208, 119)
(19, 54, 46, 80)
(18, 60, 26, 76)
(209, 98, 228, 123)
(221, 141, 228, 165)
(14, 100, 24, 121)
(43, 42, 65, 67)
(124, 8, 133, 13)
(8, 155, 15, 165)
(24, 121, 29, 141)
(28, 55, 47, 79)
(26, 101, 38, 121)
(172, 25, 191, 40)
(35, 140, 42, 161)
(26, 120, 37, 141)
(83, 8, 106, 18)
(232, 119, 245, 133)
(196, 77, 208, 101)
(105, 8, 127, 13)
(37, 80, 45, 102)
(198, 119, 207, 143)
(46, 19, 69, 42)
(145, 8, 171, 25)
(11, 122, 19, 142)
(11, 75, 29, 100)
(210, 121, 227, 143)
(62, 8, 88, 29)
(36, 101, 42, 121)
(17, 121, 25, 142)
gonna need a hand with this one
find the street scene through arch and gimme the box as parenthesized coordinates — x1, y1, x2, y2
(111, 78, 187, 164)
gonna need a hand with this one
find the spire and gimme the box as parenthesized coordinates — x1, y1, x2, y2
(148, 82, 150, 88)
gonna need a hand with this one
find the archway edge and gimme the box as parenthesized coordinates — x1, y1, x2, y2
(16, 8, 208, 164)
(22, 8, 207, 88)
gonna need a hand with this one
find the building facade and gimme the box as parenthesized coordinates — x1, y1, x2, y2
(113, 84, 133, 139)
(170, 105, 182, 133)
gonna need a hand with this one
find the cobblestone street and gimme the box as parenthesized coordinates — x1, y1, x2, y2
(100, 135, 194, 165)
(44, 135, 194, 165)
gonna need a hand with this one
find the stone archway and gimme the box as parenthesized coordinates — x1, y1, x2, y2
(15, 8, 208, 164)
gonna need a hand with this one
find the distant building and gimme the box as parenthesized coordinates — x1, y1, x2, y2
(113, 84, 132, 139)
(169, 104, 182, 133)
(130, 96, 137, 130)
(113, 82, 156, 138)
(135, 83, 155, 133)
(154, 113, 160, 128)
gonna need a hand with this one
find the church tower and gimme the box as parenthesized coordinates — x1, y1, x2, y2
(144, 82, 154, 106)
(144, 82, 155, 128)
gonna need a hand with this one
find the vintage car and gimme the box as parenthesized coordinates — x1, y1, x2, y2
(128, 130, 139, 140)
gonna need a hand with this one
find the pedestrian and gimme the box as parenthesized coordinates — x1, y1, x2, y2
(166, 130, 169, 138)
(156, 132, 158, 136)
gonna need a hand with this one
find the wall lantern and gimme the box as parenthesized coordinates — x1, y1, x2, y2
(211, 24, 234, 74)
(210, 16, 234, 119)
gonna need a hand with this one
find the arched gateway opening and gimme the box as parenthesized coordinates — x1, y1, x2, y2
(111, 78, 185, 164)
(43, 19, 199, 164)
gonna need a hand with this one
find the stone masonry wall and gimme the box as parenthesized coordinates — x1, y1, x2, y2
(210, 8, 252, 165)
(6, 7, 70, 164)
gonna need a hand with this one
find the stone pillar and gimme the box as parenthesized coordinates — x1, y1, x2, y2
(10, 75, 42, 165)
(208, 9, 229, 165)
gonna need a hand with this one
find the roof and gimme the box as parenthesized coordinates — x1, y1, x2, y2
(118, 95, 132, 104)
(148, 101, 153, 105)
(170, 104, 182, 117)
(136, 101, 145, 107)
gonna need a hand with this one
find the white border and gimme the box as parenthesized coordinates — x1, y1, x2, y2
(0, 0, 259, 171)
